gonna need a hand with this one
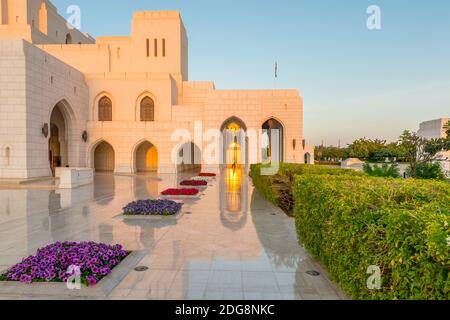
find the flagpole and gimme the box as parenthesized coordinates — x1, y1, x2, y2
(274, 62, 278, 91)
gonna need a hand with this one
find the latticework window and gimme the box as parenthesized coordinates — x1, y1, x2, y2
(140, 97, 155, 122)
(98, 96, 112, 121)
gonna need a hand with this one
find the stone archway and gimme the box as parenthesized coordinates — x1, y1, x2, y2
(304, 153, 312, 164)
(134, 141, 158, 173)
(262, 118, 284, 163)
(65, 33, 72, 44)
(220, 116, 248, 169)
(93, 141, 115, 172)
(48, 103, 70, 176)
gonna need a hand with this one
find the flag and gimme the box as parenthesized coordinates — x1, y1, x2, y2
(275, 62, 278, 78)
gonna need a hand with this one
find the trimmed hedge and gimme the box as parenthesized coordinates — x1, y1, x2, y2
(249, 163, 365, 215)
(293, 175, 450, 300)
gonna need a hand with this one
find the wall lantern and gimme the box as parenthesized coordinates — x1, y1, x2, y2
(82, 131, 88, 142)
(42, 123, 49, 138)
(302, 139, 306, 150)
(292, 139, 296, 150)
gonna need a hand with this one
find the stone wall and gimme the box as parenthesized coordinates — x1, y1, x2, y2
(0, 39, 89, 179)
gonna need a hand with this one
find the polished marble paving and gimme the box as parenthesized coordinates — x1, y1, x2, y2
(0, 170, 346, 300)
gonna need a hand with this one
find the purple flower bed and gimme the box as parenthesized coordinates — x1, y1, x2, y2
(0, 242, 129, 286)
(123, 199, 183, 216)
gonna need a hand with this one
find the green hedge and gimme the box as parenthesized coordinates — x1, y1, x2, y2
(249, 163, 365, 215)
(293, 175, 450, 300)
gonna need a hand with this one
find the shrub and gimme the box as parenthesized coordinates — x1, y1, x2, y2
(363, 162, 401, 178)
(315, 161, 341, 166)
(249, 163, 365, 215)
(408, 162, 445, 180)
(293, 174, 450, 300)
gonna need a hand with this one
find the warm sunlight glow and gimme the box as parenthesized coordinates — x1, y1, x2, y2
(225, 167, 242, 213)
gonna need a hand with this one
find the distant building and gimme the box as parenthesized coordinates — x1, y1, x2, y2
(418, 118, 449, 141)
(418, 118, 450, 176)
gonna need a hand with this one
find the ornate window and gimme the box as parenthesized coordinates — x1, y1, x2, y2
(140, 97, 155, 122)
(98, 96, 112, 121)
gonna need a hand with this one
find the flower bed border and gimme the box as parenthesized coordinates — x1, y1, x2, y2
(190, 176, 214, 182)
(198, 173, 217, 177)
(0, 250, 146, 298)
(0, 242, 129, 287)
(116, 208, 185, 221)
(123, 199, 183, 217)
(160, 188, 200, 197)
(160, 194, 200, 200)
(179, 180, 208, 187)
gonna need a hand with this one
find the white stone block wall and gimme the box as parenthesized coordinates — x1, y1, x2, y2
(0, 39, 28, 179)
(24, 40, 89, 178)
(0, 39, 89, 179)
(203, 89, 304, 164)
(84, 86, 306, 175)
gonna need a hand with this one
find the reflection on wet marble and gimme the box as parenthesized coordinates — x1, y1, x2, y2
(0, 170, 346, 300)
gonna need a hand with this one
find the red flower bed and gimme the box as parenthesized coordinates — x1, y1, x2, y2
(161, 188, 199, 196)
(180, 180, 208, 186)
(198, 173, 217, 177)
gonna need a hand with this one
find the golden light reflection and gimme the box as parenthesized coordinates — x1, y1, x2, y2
(225, 167, 242, 213)
(226, 122, 242, 168)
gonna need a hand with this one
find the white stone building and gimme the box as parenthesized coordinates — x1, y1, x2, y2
(0, 0, 313, 180)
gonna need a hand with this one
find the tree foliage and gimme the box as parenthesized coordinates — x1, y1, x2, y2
(397, 130, 446, 179)
(363, 162, 401, 178)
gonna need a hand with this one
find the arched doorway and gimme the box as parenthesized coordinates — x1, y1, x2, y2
(94, 141, 115, 172)
(65, 33, 72, 44)
(262, 118, 284, 163)
(135, 141, 158, 173)
(49, 103, 69, 176)
(304, 153, 312, 164)
(220, 117, 248, 169)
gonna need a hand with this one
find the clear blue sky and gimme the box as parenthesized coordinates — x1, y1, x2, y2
(53, 0, 450, 146)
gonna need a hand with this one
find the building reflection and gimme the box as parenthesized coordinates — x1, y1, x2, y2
(219, 166, 248, 230)
(225, 167, 242, 213)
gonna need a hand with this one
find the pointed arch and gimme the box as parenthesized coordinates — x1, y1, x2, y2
(47, 99, 75, 174)
(135, 92, 157, 121)
(220, 116, 248, 132)
(65, 33, 72, 44)
(262, 117, 285, 163)
(220, 116, 248, 168)
(131, 139, 159, 173)
(92, 91, 115, 121)
(47, 97, 76, 125)
(89, 139, 115, 172)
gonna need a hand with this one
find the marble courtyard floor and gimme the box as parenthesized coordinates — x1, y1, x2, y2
(0, 171, 346, 300)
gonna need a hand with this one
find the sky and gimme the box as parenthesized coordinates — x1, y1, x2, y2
(52, 0, 450, 147)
